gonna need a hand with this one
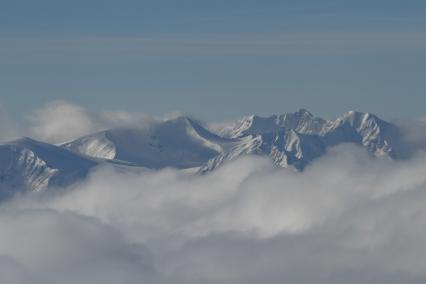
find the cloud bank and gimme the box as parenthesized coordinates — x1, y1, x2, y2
(2, 144, 426, 283)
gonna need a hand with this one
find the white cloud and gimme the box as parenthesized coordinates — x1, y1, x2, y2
(25, 100, 164, 143)
(2, 144, 426, 283)
(0, 208, 156, 284)
(27, 100, 101, 144)
(395, 118, 426, 157)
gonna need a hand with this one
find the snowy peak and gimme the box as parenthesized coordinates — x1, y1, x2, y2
(63, 116, 232, 169)
(0, 109, 408, 199)
(279, 109, 326, 135)
(63, 109, 402, 174)
(0, 137, 99, 196)
(203, 110, 402, 172)
(322, 110, 398, 156)
(11, 137, 97, 171)
(222, 109, 326, 138)
(326, 111, 383, 132)
(62, 131, 116, 160)
(223, 114, 279, 138)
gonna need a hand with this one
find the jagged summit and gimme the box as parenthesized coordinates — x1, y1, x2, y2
(64, 109, 401, 172)
(0, 137, 99, 198)
(0, 110, 408, 198)
(220, 109, 326, 139)
(201, 109, 401, 172)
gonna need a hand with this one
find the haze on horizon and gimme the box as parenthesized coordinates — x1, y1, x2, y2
(1, 0, 426, 121)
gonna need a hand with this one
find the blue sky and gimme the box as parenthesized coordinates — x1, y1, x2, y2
(1, 0, 426, 121)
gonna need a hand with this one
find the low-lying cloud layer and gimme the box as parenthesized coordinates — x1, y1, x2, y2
(1, 144, 426, 283)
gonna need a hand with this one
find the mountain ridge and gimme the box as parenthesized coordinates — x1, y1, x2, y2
(0, 110, 408, 197)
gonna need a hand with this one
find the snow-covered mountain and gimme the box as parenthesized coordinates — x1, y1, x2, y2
(0, 137, 98, 199)
(202, 110, 402, 172)
(61, 116, 234, 169)
(0, 110, 405, 198)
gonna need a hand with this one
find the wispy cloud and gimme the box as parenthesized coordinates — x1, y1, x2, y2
(0, 100, 184, 143)
(1, 29, 426, 64)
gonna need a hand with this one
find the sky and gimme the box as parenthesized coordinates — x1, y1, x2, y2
(1, 0, 426, 121)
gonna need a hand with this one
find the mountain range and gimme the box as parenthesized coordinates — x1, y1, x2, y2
(0, 110, 407, 199)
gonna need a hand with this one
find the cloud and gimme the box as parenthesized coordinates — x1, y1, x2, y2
(0, 100, 191, 144)
(27, 100, 101, 143)
(0, 208, 156, 284)
(2, 144, 426, 283)
(26, 100, 164, 143)
(395, 118, 426, 156)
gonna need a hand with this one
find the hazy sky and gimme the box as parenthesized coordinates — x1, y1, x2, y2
(1, 0, 426, 121)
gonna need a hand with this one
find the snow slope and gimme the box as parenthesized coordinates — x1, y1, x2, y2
(62, 116, 235, 169)
(0, 137, 98, 197)
(202, 110, 402, 172)
(0, 110, 407, 198)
